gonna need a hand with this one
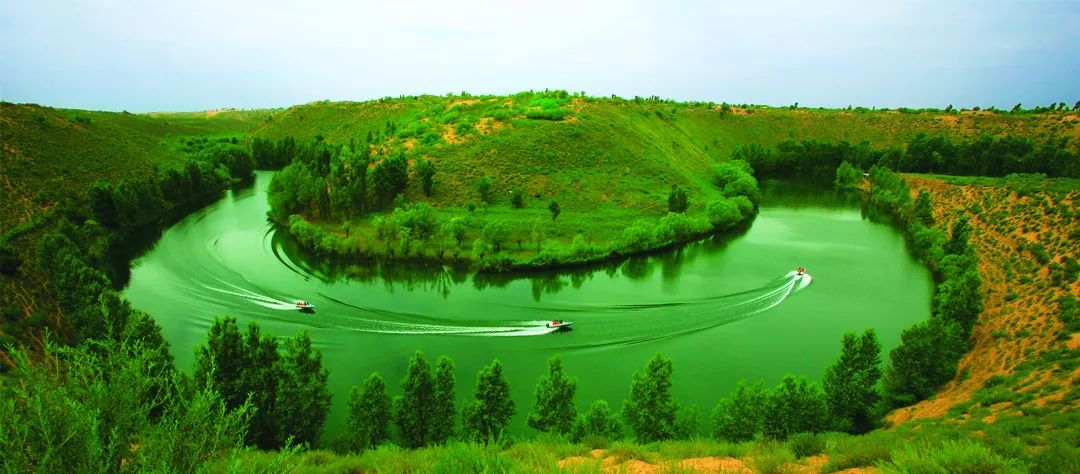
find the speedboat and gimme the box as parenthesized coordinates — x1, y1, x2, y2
(296, 300, 315, 311)
(795, 267, 807, 276)
(546, 320, 573, 330)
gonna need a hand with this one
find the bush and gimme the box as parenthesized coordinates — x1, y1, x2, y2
(706, 199, 742, 229)
(787, 432, 827, 458)
(879, 440, 1024, 474)
(752, 442, 796, 474)
(667, 184, 689, 213)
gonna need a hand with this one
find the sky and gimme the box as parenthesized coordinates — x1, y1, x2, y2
(1, 0, 1077, 112)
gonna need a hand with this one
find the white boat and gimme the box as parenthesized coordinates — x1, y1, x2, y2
(546, 320, 573, 330)
(296, 300, 315, 311)
(795, 267, 807, 276)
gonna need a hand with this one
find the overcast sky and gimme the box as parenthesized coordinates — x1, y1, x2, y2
(1, 0, 1077, 112)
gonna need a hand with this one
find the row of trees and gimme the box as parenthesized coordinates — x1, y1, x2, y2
(265, 137, 440, 223)
(89, 143, 254, 234)
(338, 352, 513, 451)
(336, 331, 886, 454)
(859, 165, 983, 407)
(192, 317, 332, 449)
(22, 141, 257, 345)
(736, 134, 1079, 179)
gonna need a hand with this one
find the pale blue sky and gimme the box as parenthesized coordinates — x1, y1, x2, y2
(1, 0, 1077, 112)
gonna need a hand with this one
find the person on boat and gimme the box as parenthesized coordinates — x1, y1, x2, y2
(795, 267, 806, 275)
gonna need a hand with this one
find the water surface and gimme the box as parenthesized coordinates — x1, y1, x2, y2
(124, 172, 932, 435)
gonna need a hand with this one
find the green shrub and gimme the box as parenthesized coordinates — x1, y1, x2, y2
(879, 440, 1024, 474)
(788, 432, 826, 458)
(752, 442, 796, 474)
(823, 431, 898, 471)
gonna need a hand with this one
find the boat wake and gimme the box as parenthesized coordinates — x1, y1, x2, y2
(203, 271, 810, 340)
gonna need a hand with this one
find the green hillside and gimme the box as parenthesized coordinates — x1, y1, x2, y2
(251, 93, 1076, 269)
(0, 103, 268, 344)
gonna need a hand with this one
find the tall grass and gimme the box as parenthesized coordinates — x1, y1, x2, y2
(879, 440, 1025, 474)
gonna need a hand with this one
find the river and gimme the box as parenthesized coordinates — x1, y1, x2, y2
(123, 171, 932, 437)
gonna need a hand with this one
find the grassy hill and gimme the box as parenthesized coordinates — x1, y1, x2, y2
(0, 103, 268, 346)
(255, 95, 1077, 213)
(251, 94, 1077, 270)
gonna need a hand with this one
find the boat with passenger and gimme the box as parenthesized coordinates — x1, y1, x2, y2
(546, 320, 573, 330)
(296, 300, 315, 311)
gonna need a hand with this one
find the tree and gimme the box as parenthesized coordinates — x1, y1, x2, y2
(675, 405, 701, 440)
(417, 159, 437, 196)
(395, 351, 435, 448)
(883, 318, 967, 407)
(667, 184, 689, 213)
(482, 220, 510, 251)
(241, 323, 281, 449)
(913, 190, 934, 226)
(443, 217, 467, 247)
(761, 375, 828, 440)
(548, 201, 561, 221)
(1011, 102, 1023, 113)
(431, 356, 457, 444)
(372, 155, 408, 205)
(343, 373, 392, 452)
(530, 219, 546, 251)
(706, 199, 742, 229)
(476, 176, 493, 203)
(510, 189, 525, 209)
(463, 359, 515, 444)
(621, 353, 678, 442)
(834, 161, 862, 190)
(712, 380, 768, 442)
(192, 317, 247, 411)
(944, 216, 972, 256)
(822, 330, 882, 433)
(527, 355, 578, 435)
(276, 332, 331, 448)
(571, 400, 622, 442)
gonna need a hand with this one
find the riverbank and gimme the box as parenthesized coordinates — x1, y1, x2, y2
(278, 201, 756, 273)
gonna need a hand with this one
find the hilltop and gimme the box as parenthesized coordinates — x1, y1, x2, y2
(249, 93, 1077, 270)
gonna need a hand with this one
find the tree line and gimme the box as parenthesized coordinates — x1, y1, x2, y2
(735, 134, 1079, 179)
(5, 140, 257, 347)
(262, 137, 439, 224)
(863, 165, 984, 408)
(333, 331, 885, 455)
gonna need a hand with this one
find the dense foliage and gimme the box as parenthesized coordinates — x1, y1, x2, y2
(621, 353, 679, 442)
(822, 329, 882, 433)
(192, 317, 332, 449)
(526, 355, 578, 436)
(462, 359, 516, 444)
(736, 134, 1079, 179)
(341, 373, 392, 452)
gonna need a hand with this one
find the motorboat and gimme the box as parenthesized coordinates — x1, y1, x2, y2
(546, 320, 573, 330)
(795, 267, 807, 276)
(296, 300, 315, 311)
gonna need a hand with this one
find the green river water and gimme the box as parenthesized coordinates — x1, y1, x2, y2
(123, 171, 932, 437)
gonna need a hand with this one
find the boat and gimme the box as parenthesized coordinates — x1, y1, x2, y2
(296, 300, 315, 311)
(546, 320, 573, 330)
(795, 267, 806, 276)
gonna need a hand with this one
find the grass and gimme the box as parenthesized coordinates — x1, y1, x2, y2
(258, 94, 1075, 271)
